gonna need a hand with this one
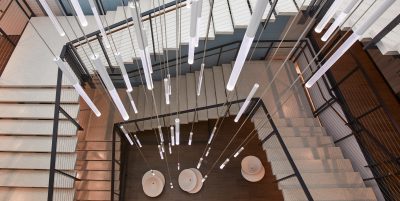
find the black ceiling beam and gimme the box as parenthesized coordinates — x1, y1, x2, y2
(364, 14, 400, 50)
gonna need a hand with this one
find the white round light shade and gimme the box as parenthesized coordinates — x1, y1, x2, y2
(142, 170, 165, 197)
(178, 169, 197, 192)
(241, 155, 265, 182)
(189, 168, 203, 194)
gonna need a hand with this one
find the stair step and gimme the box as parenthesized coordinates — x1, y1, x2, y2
(277, 172, 365, 189)
(0, 103, 79, 119)
(151, 81, 165, 128)
(0, 187, 75, 201)
(228, 0, 251, 28)
(263, 136, 333, 149)
(77, 141, 120, 151)
(275, 0, 299, 15)
(221, 64, 240, 115)
(0, 136, 77, 152)
(271, 117, 320, 127)
(282, 188, 377, 201)
(266, 147, 344, 161)
(213, 66, 228, 116)
(212, 0, 234, 34)
(0, 170, 75, 188)
(0, 152, 76, 170)
(75, 161, 119, 171)
(0, 119, 77, 136)
(186, 73, 198, 123)
(0, 88, 78, 103)
(204, 68, 218, 119)
(195, 71, 208, 121)
(276, 126, 327, 137)
(76, 190, 111, 201)
(77, 150, 120, 161)
(178, 76, 189, 124)
(76, 170, 119, 181)
(270, 159, 354, 175)
(76, 181, 111, 191)
(249, 0, 276, 22)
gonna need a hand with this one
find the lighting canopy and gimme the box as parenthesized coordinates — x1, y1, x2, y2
(91, 54, 129, 120)
(129, 2, 154, 90)
(54, 57, 101, 117)
(70, 0, 88, 27)
(226, 0, 268, 91)
(38, 0, 65, 37)
(305, 0, 395, 88)
(88, 0, 110, 48)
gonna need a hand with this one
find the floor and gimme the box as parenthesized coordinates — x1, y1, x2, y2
(123, 117, 284, 201)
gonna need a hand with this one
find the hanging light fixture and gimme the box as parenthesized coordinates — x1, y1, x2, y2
(134, 134, 142, 147)
(195, 0, 203, 47)
(205, 147, 211, 157)
(188, 132, 193, 145)
(88, 0, 110, 48)
(120, 125, 134, 145)
(158, 126, 164, 143)
(234, 147, 244, 158)
(158, 145, 164, 159)
(314, 0, 344, 33)
(164, 78, 170, 104)
(129, 1, 154, 90)
(234, 83, 259, 122)
(188, 0, 199, 64)
(54, 57, 101, 117)
(127, 91, 138, 114)
(177, 163, 180, 170)
(306, 0, 395, 88)
(91, 54, 129, 120)
(207, 127, 217, 144)
(175, 118, 180, 145)
(115, 52, 133, 92)
(38, 0, 65, 36)
(321, 0, 358, 41)
(197, 157, 203, 169)
(161, 143, 165, 153)
(170, 126, 175, 146)
(168, 143, 172, 154)
(219, 158, 230, 169)
(197, 63, 204, 96)
(70, 0, 88, 27)
(226, 0, 268, 91)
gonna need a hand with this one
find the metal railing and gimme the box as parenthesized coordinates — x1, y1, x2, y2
(296, 32, 400, 200)
(113, 97, 314, 201)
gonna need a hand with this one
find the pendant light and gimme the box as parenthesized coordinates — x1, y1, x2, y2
(205, 147, 211, 157)
(115, 53, 133, 92)
(234, 147, 244, 158)
(54, 57, 101, 117)
(234, 83, 259, 122)
(305, 0, 395, 88)
(197, 63, 204, 96)
(70, 0, 88, 27)
(120, 125, 134, 145)
(168, 143, 172, 154)
(164, 78, 170, 104)
(88, 0, 110, 48)
(38, 0, 65, 36)
(134, 134, 142, 147)
(188, 0, 199, 64)
(321, 0, 358, 41)
(175, 118, 180, 145)
(91, 54, 129, 120)
(207, 126, 217, 144)
(314, 0, 344, 33)
(158, 145, 164, 159)
(219, 158, 230, 169)
(127, 91, 138, 114)
(158, 126, 164, 143)
(226, 0, 267, 91)
(197, 157, 203, 169)
(188, 132, 193, 145)
(170, 126, 175, 146)
(195, 0, 203, 47)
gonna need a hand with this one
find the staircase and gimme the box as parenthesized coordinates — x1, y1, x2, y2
(252, 116, 378, 200)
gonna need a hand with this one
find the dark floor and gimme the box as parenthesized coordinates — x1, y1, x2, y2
(123, 116, 284, 201)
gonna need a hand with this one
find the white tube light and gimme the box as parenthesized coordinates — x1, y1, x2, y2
(168, 143, 172, 154)
(53, 57, 101, 117)
(188, 132, 193, 145)
(234, 83, 259, 122)
(305, 0, 394, 88)
(205, 147, 211, 157)
(208, 127, 217, 144)
(201, 175, 207, 183)
(127, 91, 138, 114)
(177, 163, 180, 170)
(188, 0, 198, 64)
(139, 49, 154, 90)
(158, 145, 164, 159)
(197, 63, 205, 96)
(314, 0, 344, 33)
(167, 74, 172, 95)
(38, 0, 65, 36)
(234, 147, 244, 158)
(120, 125, 133, 145)
(195, 0, 203, 47)
(88, 0, 110, 48)
(321, 0, 358, 42)
(91, 54, 129, 120)
(175, 118, 180, 145)
(161, 143, 165, 153)
(219, 158, 230, 169)
(197, 157, 203, 169)
(134, 134, 142, 147)
(70, 0, 88, 27)
(158, 126, 164, 143)
(188, 37, 196, 64)
(115, 53, 133, 92)
(164, 78, 170, 105)
(170, 126, 175, 146)
(226, 0, 267, 91)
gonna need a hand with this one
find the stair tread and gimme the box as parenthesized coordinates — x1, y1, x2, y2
(0, 136, 77, 152)
(212, 0, 234, 34)
(0, 103, 79, 119)
(266, 147, 344, 161)
(249, 0, 276, 21)
(0, 187, 75, 201)
(270, 159, 354, 175)
(213, 66, 228, 116)
(76, 190, 111, 201)
(0, 169, 75, 188)
(0, 152, 76, 169)
(0, 119, 77, 136)
(228, 0, 251, 28)
(186, 73, 198, 123)
(204, 68, 219, 119)
(195, 71, 208, 121)
(221, 64, 240, 115)
(282, 187, 377, 201)
(263, 136, 334, 148)
(178, 76, 189, 124)
(0, 88, 78, 103)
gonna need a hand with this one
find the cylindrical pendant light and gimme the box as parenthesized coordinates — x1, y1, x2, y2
(197, 63, 205, 96)
(234, 147, 244, 158)
(226, 0, 267, 91)
(70, 0, 88, 27)
(158, 145, 164, 159)
(88, 0, 110, 48)
(115, 52, 133, 92)
(188, 132, 193, 145)
(91, 54, 129, 120)
(219, 158, 230, 169)
(195, 0, 203, 47)
(161, 143, 165, 153)
(177, 163, 180, 170)
(164, 78, 170, 104)
(234, 83, 259, 122)
(188, 0, 198, 64)
(158, 126, 164, 143)
(54, 57, 101, 117)
(38, 0, 65, 36)
(197, 157, 203, 169)
(170, 126, 175, 146)
(168, 143, 172, 154)
(305, 0, 395, 88)
(167, 74, 172, 95)
(134, 134, 142, 147)
(314, 0, 344, 33)
(207, 127, 217, 144)
(175, 118, 180, 145)
(321, 0, 358, 41)
(120, 125, 134, 145)
(127, 91, 138, 114)
(205, 147, 211, 157)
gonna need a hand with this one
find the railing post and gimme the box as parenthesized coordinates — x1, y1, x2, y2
(47, 68, 63, 201)
(148, 13, 157, 62)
